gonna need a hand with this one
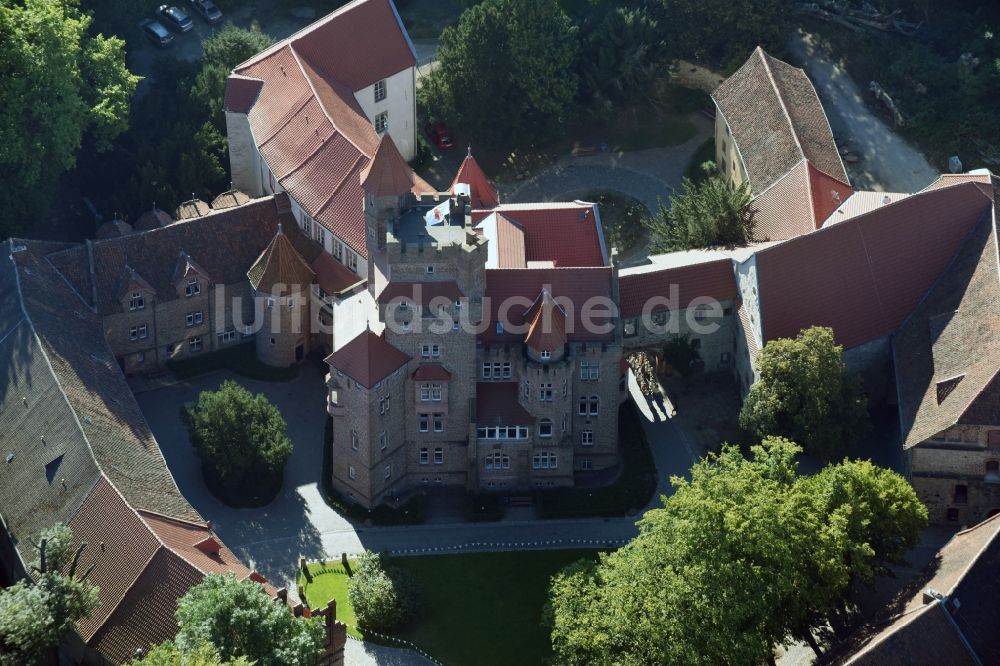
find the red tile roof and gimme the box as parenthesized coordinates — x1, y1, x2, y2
(361, 133, 434, 196)
(452, 152, 499, 209)
(376, 280, 464, 304)
(755, 182, 993, 349)
(247, 228, 316, 295)
(223, 74, 264, 113)
(752, 160, 853, 241)
(494, 214, 526, 268)
(482, 267, 614, 344)
(476, 382, 535, 425)
(412, 363, 452, 381)
(618, 258, 737, 318)
(230, 0, 418, 259)
(133, 207, 172, 231)
(311, 251, 364, 295)
(325, 328, 410, 388)
(524, 289, 568, 352)
(486, 203, 606, 267)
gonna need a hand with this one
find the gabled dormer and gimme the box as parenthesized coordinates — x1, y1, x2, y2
(524, 289, 568, 363)
(117, 265, 156, 313)
(172, 251, 211, 299)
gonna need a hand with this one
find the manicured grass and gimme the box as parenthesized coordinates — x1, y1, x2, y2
(298, 562, 361, 639)
(301, 550, 601, 665)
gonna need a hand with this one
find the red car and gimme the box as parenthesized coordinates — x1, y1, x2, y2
(429, 123, 454, 150)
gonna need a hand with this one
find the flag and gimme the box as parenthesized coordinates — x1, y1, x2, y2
(424, 198, 450, 226)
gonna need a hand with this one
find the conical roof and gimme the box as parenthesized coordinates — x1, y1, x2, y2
(360, 133, 434, 196)
(524, 289, 567, 353)
(134, 206, 173, 231)
(247, 226, 315, 296)
(451, 149, 499, 209)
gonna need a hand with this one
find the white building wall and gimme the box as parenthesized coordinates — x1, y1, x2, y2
(226, 111, 263, 196)
(733, 255, 763, 393)
(354, 67, 417, 161)
(332, 288, 380, 351)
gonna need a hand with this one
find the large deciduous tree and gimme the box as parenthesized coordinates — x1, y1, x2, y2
(546, 438, 928, 664)
(185, 380, 292, 506)
(131, 641, 253, 666)
(175, 573, 323, 666)
(0, 0, 138, 234)
(347, 551, 418, 632)
(645, 171, 755, 252)
(0, 524, 100, 663)
(418, 0, 578, 145)
(739, 326, 869, 460)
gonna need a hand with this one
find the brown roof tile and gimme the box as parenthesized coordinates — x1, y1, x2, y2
(247, 228, 316, 296)
(175, 198, 211, 220)
(755, 182, 992, 349)
(476, 382, 534, 426)
(311, 251, 364, 295)
(361, 133, 434, 196)
(713, 47, 848, 193)
(618, 258, 737, 319)
(223, 74, 264, 113)
(412, 363, 452, 381)
(894, 209, 1000, 448)
(324, 328, 410, 388)
(494, 214, 526, 268)
(133, 207, 172, 231)
(524, 289, 567, 353)
(485, 203, 606, 268)
(211, 189, 252, 210)
(95, 219, 133, 239)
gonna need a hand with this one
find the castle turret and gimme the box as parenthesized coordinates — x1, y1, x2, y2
(247, 225, 315, 367)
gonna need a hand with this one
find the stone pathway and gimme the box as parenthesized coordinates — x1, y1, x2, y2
(787, 30, 938, 193)
(502, 116, 713, 214)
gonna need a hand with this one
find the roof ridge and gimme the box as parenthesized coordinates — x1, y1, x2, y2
(43, 253, 97, 314)
(934, 600, 984, 665)
(757, 49, 807, 164)
(136, 508, 209, 530)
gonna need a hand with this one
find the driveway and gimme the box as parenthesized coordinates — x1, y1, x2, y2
(503, 116, 713, 216)
(787, 30, 938, 193)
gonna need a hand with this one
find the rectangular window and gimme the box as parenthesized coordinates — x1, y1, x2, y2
(539, 420, 553, 438)
(185, 280, 201, 297)
(581, 430, 594, 446)
(351, 430, 359, 451)
(217, 329, 237, 344)
(302, 216, 312, 236)
(333, 240, 344, 262)
(384, 463, 392, 480)
(501, 362, 511, 378)
(129, 324, 148, 341)
(533, 452, 558, 469)
(374, 79, 387, 102)
(185, 311, 203, 327)
(539, 383, 553, 401)
(379, 394, 391, 415)
(189, 337, 202, 352)
(421, 344, 441, 358)
(419, 383, 442, 401)
(419, 414, 429, 432)
(523, 379, 530, 399)
(347, 252, 358, 273)
(623, 319, 636, 337)
(540, 350, 551, 359)
(349, 465, 356, 480)
(434, 447, 444, 464)
(374, 111, 388, 134)
(378, 432, 386, 451)
(419, 448, 429, 465)
(128, 291, 145, 311)
(589, 397, 599, 416)
(482, 362, 492, 379)
(580, 362, 599, 380)
(954, 484, 968, 505)
(582, 458, 593, 470)
(433, 413, 443, 432)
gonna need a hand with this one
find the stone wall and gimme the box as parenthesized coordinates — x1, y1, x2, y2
(910, 425, 1000, 525)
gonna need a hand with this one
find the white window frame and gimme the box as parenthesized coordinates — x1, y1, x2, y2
(419, 414, 429, 432)
(189, 336, 202, 352)
(374, 79, 387, 102)
(540, 350, 551, 359)
(185, 279, 201, 297)
(433, 447, 444, 465)
(539, 383, 553, 401)
(581, 430, 594, 447)
(419, 448, 429, 465)
(433, 413, 444, 432)
(349, 465, 356, 480)
(374, 111, 389, 134)
(538, 418, 553, 438)
(383, 463, 392, 480)
(378, 432, 386, 451)
(128, 291, 145, 311)
(351, 430, 359, 451)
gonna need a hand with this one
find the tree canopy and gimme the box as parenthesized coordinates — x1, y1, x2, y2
(348, 551, 418, 632)
(0, 524, 100, 664)
(740, 326, 869, 460)
(546, 438, 927, 664)
(0, 0, 139, 235)
(131, 641, 253, 666)
(418, 0, 579, 144)
(175, 573, 323, 666)
(185, 380, 292, 505)
(645, 170, 756, 252)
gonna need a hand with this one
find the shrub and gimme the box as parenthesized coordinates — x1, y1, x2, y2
(347, 552, 418, 632)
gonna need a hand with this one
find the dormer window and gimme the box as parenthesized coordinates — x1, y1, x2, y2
(128, 291, 145, 311)
(540, 350, 551, 360)
(374, 79, 387, 102)
(185, 279, 201, 297)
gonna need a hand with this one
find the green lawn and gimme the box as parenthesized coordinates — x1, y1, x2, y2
(299, 550, 602, 665)
(299, 562, 361, 638)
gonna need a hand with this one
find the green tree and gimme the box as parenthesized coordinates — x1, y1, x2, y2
(175, 573, 323, 666)
(0, 524, 100, 664)
(348, 551, 417, 632)
(740, 326, 869, 460)
(645, 172, 755, 252)
(192, 25, 274, 125)
(185, 380, 292, 505)
(418, 0, 579, 145)
(131, 641, 253, 666)
(0, 0, 139, 234)
(547, 439, 928, 664)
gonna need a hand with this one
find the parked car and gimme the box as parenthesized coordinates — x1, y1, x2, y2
(156, 5, 194, 32)
(428, 123, 454, 150)
(143, 20, 175, 47)
(189, 0, 223, 24)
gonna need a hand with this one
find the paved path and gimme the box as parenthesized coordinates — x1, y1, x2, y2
(502, 116, 713, 214)
(136, 366, 695, 593)
(787, 30, 938, 193)
(345, 639, 437, 666)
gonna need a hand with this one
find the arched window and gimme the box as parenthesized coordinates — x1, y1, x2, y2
(539, 418, 553, 438)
